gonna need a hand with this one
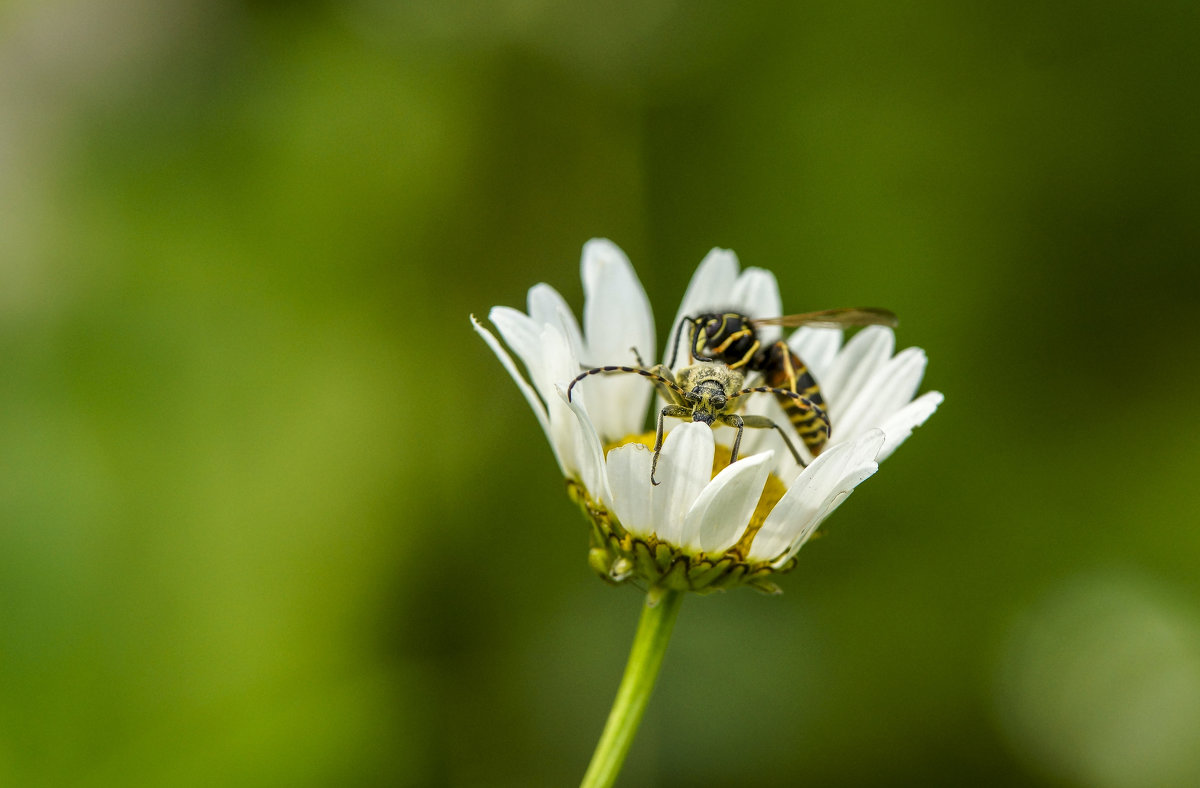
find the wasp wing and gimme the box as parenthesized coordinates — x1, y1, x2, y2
(751, 307, 898, 329)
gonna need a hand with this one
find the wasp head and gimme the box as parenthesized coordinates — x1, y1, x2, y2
(681, 313, 722, 360)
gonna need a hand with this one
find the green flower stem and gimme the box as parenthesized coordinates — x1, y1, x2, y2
(580, 588, 685, 788)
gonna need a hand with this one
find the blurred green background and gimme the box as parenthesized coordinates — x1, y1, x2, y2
(2, 1, 1198, 786)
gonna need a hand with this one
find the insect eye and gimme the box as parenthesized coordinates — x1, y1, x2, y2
(712, 395, 727, 409)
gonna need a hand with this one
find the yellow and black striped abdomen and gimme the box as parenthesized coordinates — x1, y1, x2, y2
(760, 341, 828, 455)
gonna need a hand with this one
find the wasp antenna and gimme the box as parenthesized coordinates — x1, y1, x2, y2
(666, 315, 696, 370)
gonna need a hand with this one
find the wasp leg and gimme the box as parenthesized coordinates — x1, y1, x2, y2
(651, 405, 694, 486)
(737, 414, 807, 468)
(711, 329, 758, 369)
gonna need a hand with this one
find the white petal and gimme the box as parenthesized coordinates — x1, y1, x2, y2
(832, 346, 927, 442)
(475, 309, 554, 441)
(471, 316, 557, 469)
(681, 450, 773, 555)
(666, 248, 739, 366)
(650, 423, 714, 545)
(877, 390, 943, 462)
(731, 267, 783, 342)
(557, 384, 612, 505)
(537, 324, 590, 476)
(821, 326, 895, 418)
(581, 239, 656, 438)
(527, 283, 585, 364)
(604, 443, 656, 539)
(534, 321, 582, 405)
(787, 326, 843, 383)
(776, 462, 879, 567)
(488, 306, 544, 375)
(747, 429, 884, 563)
(491, 306, 573, 417)
(581, 239, 656, 363)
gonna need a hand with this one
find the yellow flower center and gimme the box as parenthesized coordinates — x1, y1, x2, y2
(605, 432, 788, 555)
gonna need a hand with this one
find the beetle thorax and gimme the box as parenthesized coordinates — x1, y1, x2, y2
(676, 362, 744, 393)
(675, 362, 743, 421)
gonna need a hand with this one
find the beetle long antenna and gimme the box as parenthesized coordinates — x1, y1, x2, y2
(731, 385, 831, 446)
(567, 365, 689, 402)
(730, 385, 823, 409)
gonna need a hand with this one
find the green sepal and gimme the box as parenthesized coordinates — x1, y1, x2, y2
(570, 481, 797, 595)
(632, 540, 660, 583)
(686, 557, 734, 590)
(746, 577, 784, 595)
(656, 557, 690, 591)
(653, 543, 674, 574)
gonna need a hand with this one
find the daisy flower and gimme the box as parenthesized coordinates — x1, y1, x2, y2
(471, 239, 941, 596)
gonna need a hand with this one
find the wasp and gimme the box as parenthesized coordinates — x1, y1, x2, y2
(667, 307, 899, 457)
(567, 360, 826, 485)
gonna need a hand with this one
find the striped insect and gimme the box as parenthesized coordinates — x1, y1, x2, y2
(567, 361, 825, 485)
(667, 308, 899, 457)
